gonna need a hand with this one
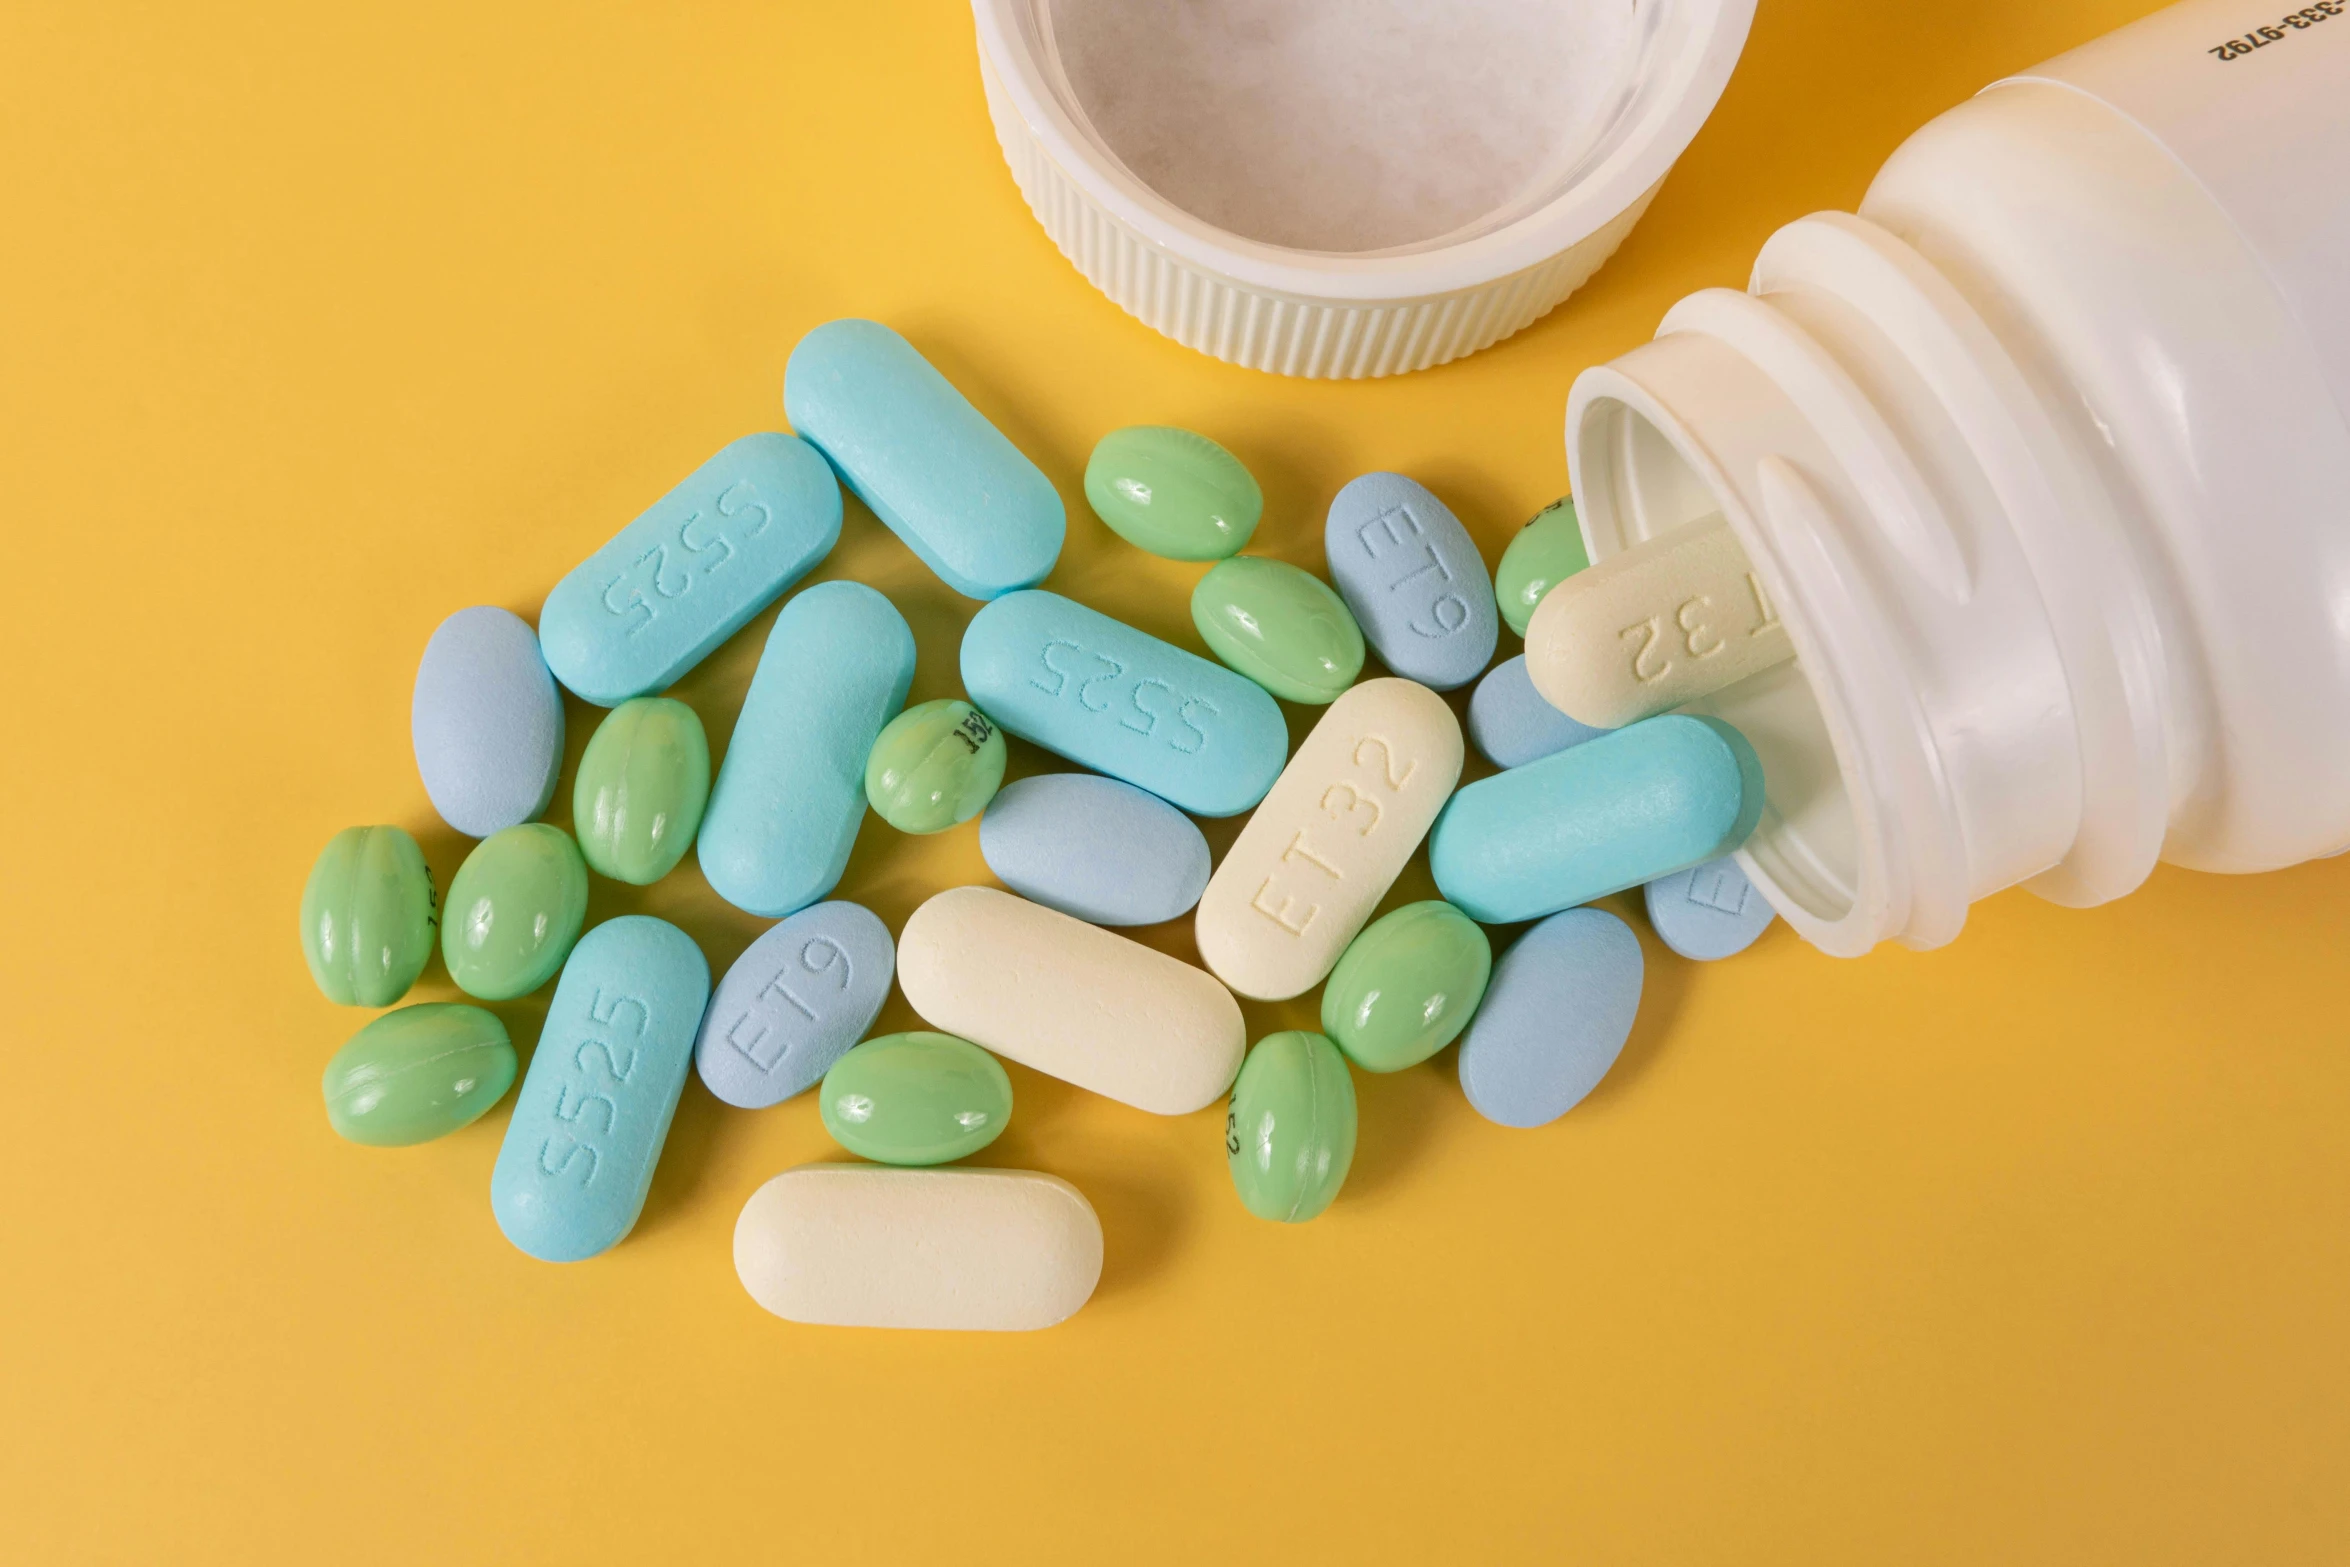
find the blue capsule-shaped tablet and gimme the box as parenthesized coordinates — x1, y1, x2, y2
(784, 320, 1064, 600)
(699, 581, 915, 918)
(538, 433, 843, 706)
(1467, 654, 1608, 769)
(1430, 714, 1764, 925)
(491, 916, 710, 1262)
(961, 591, 1286, 818)
(1457, 908, 1642, 1128)
(1325, 473, 1498, 692)
(694, 901, 895, 1109)
(978, 773, 1212, 926)
(412, 605, 565, 837)
(1645, 855, 1777, 960)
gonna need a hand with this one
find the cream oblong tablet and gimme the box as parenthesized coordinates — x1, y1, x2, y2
(1194, 678, 1464, 1001)
(897, 886, 1244, 1114)
(734, 1165, 1103, 1331)
(1524, 512, 1794, 728)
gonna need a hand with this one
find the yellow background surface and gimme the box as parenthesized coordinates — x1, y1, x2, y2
(5, 2, 2346, 1562)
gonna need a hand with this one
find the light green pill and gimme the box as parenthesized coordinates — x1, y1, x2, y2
(300, 825, 438, 1007)
(1321, 900, 1493, 1073)
(1190, 555, 1366, 706)
(439, 823, 588, 1000)
(1496, 496, 1592, 637)
(864, 698, 1006, 834)
(574, 695, 710, 885)
(820, 1031, 1013, 1166)
(1226, 1031, 1356, 1224)
(1084, 425, 1262, 561)
(321, 1002, 517, 1147)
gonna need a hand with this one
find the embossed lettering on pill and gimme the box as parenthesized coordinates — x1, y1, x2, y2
(1196, 679, 1463, 1003)
(491, 916, 709, 1263)
(539, 432, 843, 707)
(962, 591, 1286, 818)
(1325, 473, 1498, 692)
(694, 901, 895, 1110)
(600, 480, 773, 635)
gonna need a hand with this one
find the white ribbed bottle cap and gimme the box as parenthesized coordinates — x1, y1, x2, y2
(972, 0, 1755, 378)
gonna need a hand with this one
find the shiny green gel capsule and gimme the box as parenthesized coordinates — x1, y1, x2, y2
(1322, 900, 1493, 1073)
(820, 1031, 1013, 1166)
(322, 1002, 517, 1147)
(300, 825, 438, 1007)
(440, 823, 588, 1000)
(1191, 556, 1366, 706)
(1496, 495, 1592, 637)
(1225, 1031, 1356, 1223)
(574, 695, 711, 885)
(1084, 426, 1263, 561)
(864, 698, 1006, 835)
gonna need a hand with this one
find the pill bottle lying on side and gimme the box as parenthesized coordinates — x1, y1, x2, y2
(1547, 0, 2350, 957)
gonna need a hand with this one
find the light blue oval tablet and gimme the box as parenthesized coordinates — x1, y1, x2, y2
(961, 591, 1286, 818)
(538, 433, 843, 706)
(1430, 714, 1765, 925)
(698, 581, 915, 918)
(412, 605, 564, 837)
(693, 901, 894, 1109)
(1324, 473, 1498, 692)
(1645, 855, 1776, 961)
(978, 773, 1212, 926)
(1467, 655, 1608, 769)
(490, 915, 710, 1262)
(784, 320, 1064, 600)
(1457, 908, 1642, 1128)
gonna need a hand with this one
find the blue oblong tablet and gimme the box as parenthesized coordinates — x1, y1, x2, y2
(694, 901, 895, 1109)
(490, 916, 711, 1262)
(1430, 714, 1764, 924)
(784, 320, 1064, 600)
(1645, 855, 1777, 961)
(1457, 908, 1642, 1128)
(1467, 654, 1608, 769)
(960, 591, 1286, 817)
(978, 773, 1212, 926)
(538, 433, 843, 706)
(412, 605, 565, 837)
(698, 581, 915, 918)
(1324, 472, 1498, 692)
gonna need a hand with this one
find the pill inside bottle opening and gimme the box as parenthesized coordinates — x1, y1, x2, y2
(1525, 512, 1796, 730)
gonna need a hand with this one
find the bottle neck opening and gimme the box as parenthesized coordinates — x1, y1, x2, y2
(1566, 215, 2153, 954)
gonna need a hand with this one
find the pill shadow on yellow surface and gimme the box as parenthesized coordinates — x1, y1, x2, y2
(1574, 892, 1694, 1111)
(970, 1061, 1192, 1304)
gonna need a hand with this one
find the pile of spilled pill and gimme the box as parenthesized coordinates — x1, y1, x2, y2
(303, 317, 1784, 1331)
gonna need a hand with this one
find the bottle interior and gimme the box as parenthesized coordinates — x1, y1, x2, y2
(1574, 394, 1866, 932)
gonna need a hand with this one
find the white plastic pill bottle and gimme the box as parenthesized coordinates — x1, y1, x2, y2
(1566, 0, 2350, 955)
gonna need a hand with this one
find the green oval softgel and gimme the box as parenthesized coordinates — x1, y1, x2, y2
(1191, 556, 1366, 706)
(1322, 900, 1493, 1073)
(820, 1031, 1013, 1166)
(1226, 1031, 1356, 1223)
(1496, 496, 1592, 637)
(864, 698, 1006, 835)
(300, 825, 438, 1007)
(440, 823, 588, 1001)
(1084, 426, 1262, 561)
(573, 696, 710, 885)
(322, 1002, 517, 1147)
